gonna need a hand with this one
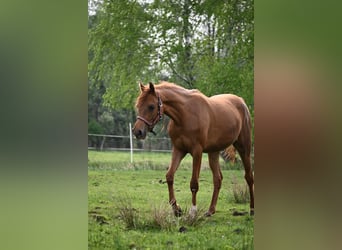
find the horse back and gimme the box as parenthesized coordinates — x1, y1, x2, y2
(168, 93, 249, 153)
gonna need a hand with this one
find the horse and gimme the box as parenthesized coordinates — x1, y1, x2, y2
(132, 81, 254, 216)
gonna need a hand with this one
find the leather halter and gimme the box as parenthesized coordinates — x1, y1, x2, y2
(136, 94, 163, 135)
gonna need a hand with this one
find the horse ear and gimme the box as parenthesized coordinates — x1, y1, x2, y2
(139, 82, 145, 92)
(149, 82, 155, 93)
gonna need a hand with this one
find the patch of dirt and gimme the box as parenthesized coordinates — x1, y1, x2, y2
(89, 210, 109, 225)
(232, 210, 248, 216)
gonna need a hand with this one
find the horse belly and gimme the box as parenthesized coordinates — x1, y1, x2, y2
(203, 135, 234, 153)
(203, 114, 241, 152)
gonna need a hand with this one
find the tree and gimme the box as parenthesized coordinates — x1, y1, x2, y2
(89, 0, 154, 110)
(88, 0, 254, 138)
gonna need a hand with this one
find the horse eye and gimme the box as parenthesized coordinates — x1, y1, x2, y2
(148, 104, 155, 111)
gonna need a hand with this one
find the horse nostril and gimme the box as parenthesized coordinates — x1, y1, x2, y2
(133, 127, 145, 139)
(134, 129, 144, 138)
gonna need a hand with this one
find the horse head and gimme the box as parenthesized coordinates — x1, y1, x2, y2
(132, 82, 163, 139)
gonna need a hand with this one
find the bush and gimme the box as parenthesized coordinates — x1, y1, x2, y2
(88, 119, 104, 134)
(116, 196, 139, 229)
(232, 176, 250, 204)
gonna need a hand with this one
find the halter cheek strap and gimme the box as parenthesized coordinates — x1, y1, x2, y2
(136, 94, 163, 135)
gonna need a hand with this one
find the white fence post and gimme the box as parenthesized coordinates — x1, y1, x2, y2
(129, 123, 133, 163)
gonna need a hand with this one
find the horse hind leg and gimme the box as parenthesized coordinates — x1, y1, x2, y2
(189, 147, 203, 218)
(233, 138, 254, 215)
(206, 151, 223, 216)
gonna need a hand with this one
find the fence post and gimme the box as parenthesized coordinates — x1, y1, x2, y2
(100, 136, 106, 151)
(129, 123, 133, 163)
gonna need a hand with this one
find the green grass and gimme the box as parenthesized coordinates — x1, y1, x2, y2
(88, 150, 243, 170)
(88, 150, 253, 249)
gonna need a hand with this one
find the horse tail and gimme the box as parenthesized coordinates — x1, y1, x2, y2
(221, 98, 252, 164)
(241, 100, 252, 129)
(240, 99, 252, 153)
(220, 145, 237, 163)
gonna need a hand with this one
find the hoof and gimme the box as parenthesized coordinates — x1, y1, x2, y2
(204, 211, 214, 217)
(174, 209, 182, 217)
(250, 209, 254, 216)
(173, 206, 183, 217)
(170, 201, 183, 217)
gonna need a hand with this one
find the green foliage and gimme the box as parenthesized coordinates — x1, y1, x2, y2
(88, 0, 254, 108)
(88, 119, 104, 134)
(89, 0, 154, 110)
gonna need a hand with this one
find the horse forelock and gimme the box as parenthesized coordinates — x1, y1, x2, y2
(136, 81, 172, 108)
(136, 91, 147, 108)
(135, 87, 156, 108)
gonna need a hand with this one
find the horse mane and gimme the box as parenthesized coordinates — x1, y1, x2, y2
(157, 81, 198, 91)
(157, 81, 203, 96)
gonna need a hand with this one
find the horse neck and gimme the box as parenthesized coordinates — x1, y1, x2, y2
(156, 86, 187, 125)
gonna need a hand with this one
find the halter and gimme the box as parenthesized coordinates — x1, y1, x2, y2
(136, 94, 163, 135)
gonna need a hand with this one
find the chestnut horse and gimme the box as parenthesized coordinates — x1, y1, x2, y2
(132, 81, 254, 216)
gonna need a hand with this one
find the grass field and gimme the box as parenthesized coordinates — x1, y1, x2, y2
(88, 150, 254, 249)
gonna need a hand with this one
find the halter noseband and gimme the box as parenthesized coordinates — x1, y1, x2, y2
(137, 94, 163, 135)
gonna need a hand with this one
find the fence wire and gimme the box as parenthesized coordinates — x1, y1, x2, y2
(88, 133, 172, 152)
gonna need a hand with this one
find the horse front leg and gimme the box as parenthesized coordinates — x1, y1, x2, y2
(166, 147, 186, 217)
(189, 148, 203, 218)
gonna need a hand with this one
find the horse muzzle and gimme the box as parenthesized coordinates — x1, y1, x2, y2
(132, 123, 147, 139)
